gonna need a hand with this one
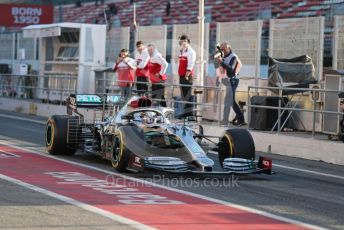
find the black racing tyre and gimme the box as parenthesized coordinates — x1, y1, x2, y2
(46, 115, 78, 155)
(218, 129, 255, 167)
(111, 126, 145, 172)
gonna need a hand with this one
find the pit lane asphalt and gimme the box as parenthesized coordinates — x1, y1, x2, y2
(0, 110, 343, 230)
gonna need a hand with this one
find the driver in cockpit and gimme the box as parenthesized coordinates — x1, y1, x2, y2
(142, 112, 154, 125)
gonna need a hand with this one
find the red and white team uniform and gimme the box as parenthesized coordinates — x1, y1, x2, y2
(148, 50, 168, 83)
(113, 58, 135, 87)
(178, 46, 196, 77)
(135, 48, 150, 77)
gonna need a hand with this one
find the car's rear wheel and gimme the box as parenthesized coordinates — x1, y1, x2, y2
(46, 115, 78, 155)
(218, 129, 255, 168)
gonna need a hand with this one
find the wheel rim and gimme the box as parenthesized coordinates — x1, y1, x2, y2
(112, 135, 121, 165)
(46, 123, 53, 147)
(223, 134, 233, 158)
(218, 134, 233, 168)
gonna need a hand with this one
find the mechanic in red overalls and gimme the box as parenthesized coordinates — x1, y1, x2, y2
(113, 48, 136, 100)
(135, 41, 150, 96)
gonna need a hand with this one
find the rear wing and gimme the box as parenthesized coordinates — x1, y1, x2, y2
(66, 94, 122, 115)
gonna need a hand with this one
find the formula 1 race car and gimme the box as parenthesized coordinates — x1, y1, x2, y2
(45, 94, 272, 175)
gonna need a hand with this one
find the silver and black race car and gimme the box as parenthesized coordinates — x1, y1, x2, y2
(45, 94, 272, 175)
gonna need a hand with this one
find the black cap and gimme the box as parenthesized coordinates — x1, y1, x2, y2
(339, 92, 344, 98)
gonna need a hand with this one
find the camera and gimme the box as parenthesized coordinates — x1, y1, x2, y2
(339, 92, 344, 100)
(214, 43, 223, 59)
(339, 92, 344, 110)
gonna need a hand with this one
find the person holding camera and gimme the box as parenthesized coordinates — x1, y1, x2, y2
(339, 93, 344, 142)
(178, 34, 196, 118)
(135, 41, 150, 96)
(113, 48, 136, 100)
(216, 41, 244, 126)
(147, 44, 168, 107)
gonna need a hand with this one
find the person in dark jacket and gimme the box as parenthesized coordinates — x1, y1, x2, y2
(216, 41, 245, 126)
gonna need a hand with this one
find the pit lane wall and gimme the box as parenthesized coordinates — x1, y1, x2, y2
(0, 96, 343, 166)
(0, 97, 96, 121)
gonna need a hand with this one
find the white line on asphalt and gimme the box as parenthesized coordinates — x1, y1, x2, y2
(0, 173, 155, 230)
(273, 164, 344, 180)
(0, 139, 326, 230)
(0, 113, 46, 125)
(0, 149, 20, 158)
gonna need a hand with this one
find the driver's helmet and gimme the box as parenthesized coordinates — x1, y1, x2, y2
(141, 112, 154, 124)
(141, 112, 161, 127)
(144, 116, 154, 125)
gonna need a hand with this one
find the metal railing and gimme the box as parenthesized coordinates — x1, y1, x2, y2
(1, 73, 343, 138)
(247, 86, 344, 138)
(0, 73, 224, 125)
(0, 73, 77, 104)
(95, 77, 224, 125)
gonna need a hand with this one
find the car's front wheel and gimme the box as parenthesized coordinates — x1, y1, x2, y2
(111, 129, 130, 172)
(111, 126, 146, 172)
(218, 129, 255, 168)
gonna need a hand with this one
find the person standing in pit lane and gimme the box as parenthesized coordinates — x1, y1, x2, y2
(147, 44, 168, 107)
(178, 34, 196, 118)
(135, 41, 150, 96)
(113, 48, 136, 100)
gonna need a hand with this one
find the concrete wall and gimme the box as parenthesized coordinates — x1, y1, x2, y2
(0, 97, 95, 121)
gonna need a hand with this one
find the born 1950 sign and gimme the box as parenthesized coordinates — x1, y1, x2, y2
(0, 4, 53, 27)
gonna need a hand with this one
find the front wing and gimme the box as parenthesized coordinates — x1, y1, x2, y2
(127, 155, 273, 175)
